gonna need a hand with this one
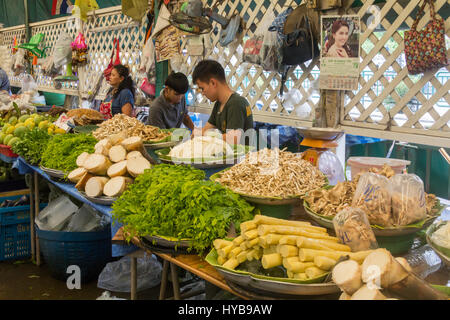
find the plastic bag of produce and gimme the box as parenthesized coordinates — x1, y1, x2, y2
(352, 172, 393, 227)
(97, 253, 162, 293)
(260, 10, 279, 72)
(333, 207, 378, 252)
(389, 173, 427, 226)
(53, 32, 73, 68)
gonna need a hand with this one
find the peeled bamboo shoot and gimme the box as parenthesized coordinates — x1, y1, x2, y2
(85, 177, 109, 197)
(314, 256, 337, 271)
(246, 238, 259, 248)
(121, 136, 143, 151)
(263, 245, 278, 255)
(253, 215, 315, 228)
(68, 167, 87, 183)
(243, 229, 258, 241)
(107, 160, 128, 178)
(217, 245, 233, 258)
(332, 260, 363, 295)
(350, 285, 386, 300)
(222, 258, 239, 270)
(232, 236, 244, 246)
(286, 261, 315, 273)
(217, 255, 226, 265)
(265, 234, 285, 245)
(261, 253, 283, 269)
(240, 220, 257, 233)
(83, 154, 112, 175)
(236, 250, 249, 264)
(279, 235, 301, 246)
(230, 247, 242, 258)
(294, 273, 308, 280)
(282, 256, 300, 269)
(76, 152, 90, 167)
(127, 157, 151, 177)
(103, 176, 133, 197)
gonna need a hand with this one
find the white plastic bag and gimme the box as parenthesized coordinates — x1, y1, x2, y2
(352, 172, 393, 227)
(139, 39, 155, 74)
(390, 173, 427, 226)
(97, 253, 162, 293)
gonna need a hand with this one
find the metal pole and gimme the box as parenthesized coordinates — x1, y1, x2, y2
(24, 0, 30, 42)
(131, 257, 137, 300)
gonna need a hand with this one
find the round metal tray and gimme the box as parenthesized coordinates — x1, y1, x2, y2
(144, 140, 182, 150)
(79, 191, 116, 206)
(39, 166, 67, 180)
(217, 268, 339, 296)
(426, 235, 450, 268)
(296, 127, 344, 141)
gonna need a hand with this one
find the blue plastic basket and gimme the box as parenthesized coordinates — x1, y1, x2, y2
(35, 225, 113, 283)
(0, 195, 47, 226)
(0, 222, 31, 261)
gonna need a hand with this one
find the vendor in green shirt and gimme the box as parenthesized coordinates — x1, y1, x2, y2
(192, 60, 254, 145)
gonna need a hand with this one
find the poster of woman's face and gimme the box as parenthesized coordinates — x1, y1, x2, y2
(321, 16, 360, 59)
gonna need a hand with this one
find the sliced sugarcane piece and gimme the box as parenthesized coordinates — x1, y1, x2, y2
(222, 258, 239, 270)
(232, 235, 244, 246)
(76, 152, 90, 167)
(217, 244, 233, 258)
(229, 246, 242, 259)
(350, 285, 386, 300)
(68, 167, 87, 183)
(279, 235, 301, 246)
(332, 259, 363, 295)
(277, 244, 299, 258)
(339, 292, 352, 300)
(109, 145, 127, 163)
(127, 156, 151, 177)
(265, 234, 285, 245)
(283, 256, 300, 269)
(103, 176, 133, 197)
(121, 136, 143, 151)
(258, 225, 339, 241)
(305, 267, 327, 279)
(240, 220, 257, 233)
(83, 154, 112, 176)
(85, 176, 109, 197)
(261, 253, 283, 269)
(286, 261, 315, 273)
(314, 256, 337, 271)
(107, 160, 128, 178)
(213, 239, 233, 250)
(108, 131, 127, 145)
(296, 236, 351, 252)
(95, 139, 112, 156)
(126, 151, 143, 160)
(236, 250, 249, 264)
(294, 273, 308, 280)
(263, 245, 278, 255)
(217, 255, 226, 265)
(75, 172, 94, 191)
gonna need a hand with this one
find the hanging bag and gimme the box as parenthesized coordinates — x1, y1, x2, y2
(103, 38, 121, 81)
(404, 0, 448, 75)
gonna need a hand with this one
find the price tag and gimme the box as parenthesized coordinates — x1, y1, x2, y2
(54, 113, 75, 132)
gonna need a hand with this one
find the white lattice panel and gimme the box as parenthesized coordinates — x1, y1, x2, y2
(342, 0, 450, 143)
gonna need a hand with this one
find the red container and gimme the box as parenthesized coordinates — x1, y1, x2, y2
(0, 144, 19, 158)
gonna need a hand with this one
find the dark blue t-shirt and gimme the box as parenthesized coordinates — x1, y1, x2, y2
(105, 88, 134, 115)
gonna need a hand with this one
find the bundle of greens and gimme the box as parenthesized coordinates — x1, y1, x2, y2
(112, 164, 256, 253)
(40, 133, 97, 172)
(12, 128, 51, 165)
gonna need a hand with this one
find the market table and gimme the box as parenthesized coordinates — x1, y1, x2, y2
(12, 156, 138, 262)
(112, 227, 250, 300)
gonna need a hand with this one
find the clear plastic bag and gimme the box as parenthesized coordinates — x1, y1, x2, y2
(243, 35, 264, 65)
(333, 207, 378, 252)
(390, 174, 427, 226)
(352, 172, 393, 227)
(260, 11, 279, 72)
(97, 253, 162, 293)
(53, 32, 73, 68)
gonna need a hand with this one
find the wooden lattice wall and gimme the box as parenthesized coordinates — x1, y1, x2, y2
(0, 0, 449, 147)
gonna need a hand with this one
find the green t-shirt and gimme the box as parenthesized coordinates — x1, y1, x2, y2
(207, 93, 254, 133)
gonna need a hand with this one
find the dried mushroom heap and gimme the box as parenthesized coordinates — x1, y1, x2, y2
(216, 148, 326, 198)
(92, 114, 170, 142)
(67, 108, 105, 126)
(304, 164, 439, 222)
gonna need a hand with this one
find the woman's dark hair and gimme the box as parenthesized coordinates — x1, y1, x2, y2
(326, 20, 352, 57)
(192, 60, 226, 84)
(112, 64, 135, 99)
(165, 72, 189, 94)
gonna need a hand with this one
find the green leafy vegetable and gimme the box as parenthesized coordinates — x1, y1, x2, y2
(40, 133, 97, 172)
(12, 128, 51, 165)
(112, 164, 256, 253)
